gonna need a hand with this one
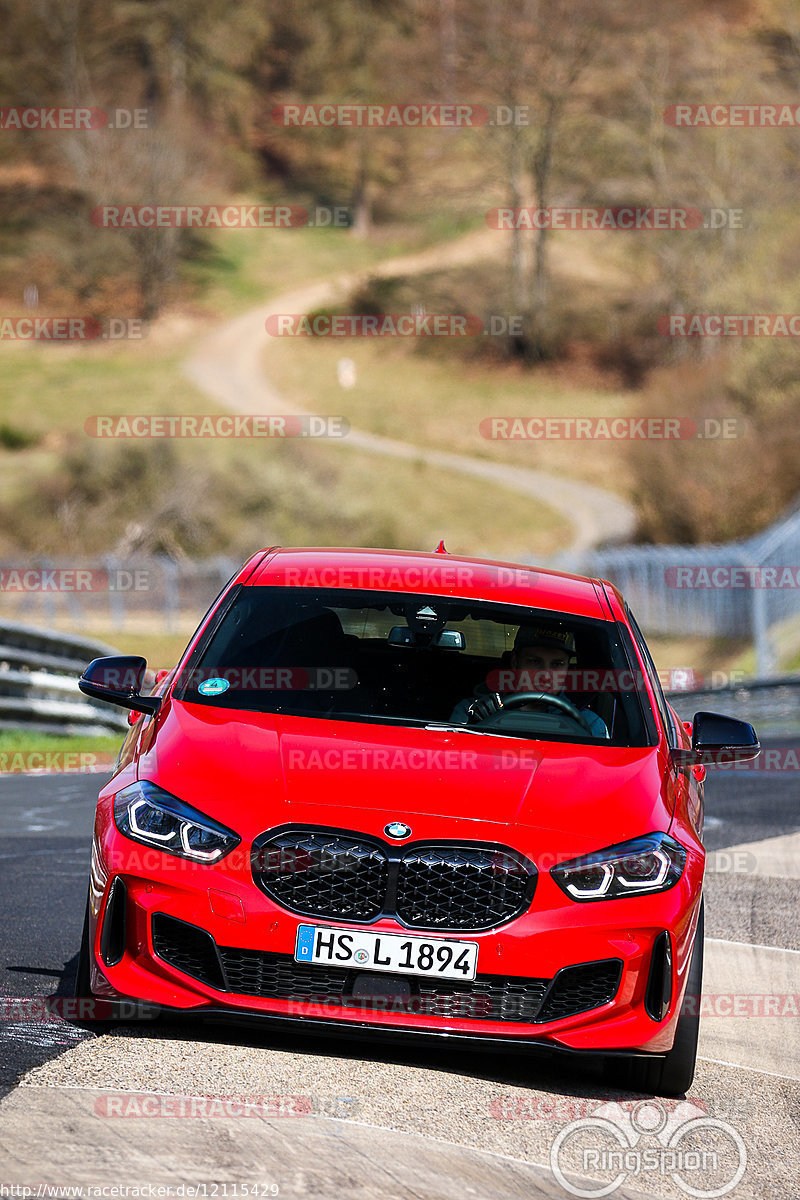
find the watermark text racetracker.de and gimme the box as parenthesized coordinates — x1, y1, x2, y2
(0, 567, 150, 592)
(281, 747, 540, 773)
(278, 989, 798, 1023)
(266, 313, 493, 337)
(0, 318, 146, 341)
(710, 747, 800, 773)
(489, 206, 699, 230)
(263, 564, 539, 589)
(0, 998, 162, 1023)
(487, 206, 745, 230)
(0, 1187, 280, 1198)
(0, 106, 151, 130)
(94, 1093, 310, 1118)
(491, 1095, 751, 1125)
(271, 102, 530, 127)
(0, 752, 114, 776)
(84, 415, 348, 438)
(266, 314, 526, 338)
(660, 313, 800, 336)
(665, 102, 800, 126)
(479, 417, 739, 440)
(666, 565, 800, 588)
(91, 204, 350, 229)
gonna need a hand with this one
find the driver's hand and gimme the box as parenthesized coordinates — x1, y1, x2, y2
(467, 692, 503, 723)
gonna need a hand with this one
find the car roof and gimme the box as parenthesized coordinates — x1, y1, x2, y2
(244, 547, 613, 621)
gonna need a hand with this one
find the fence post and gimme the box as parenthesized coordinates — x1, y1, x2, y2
(104, 554, 126, 631)
(162, 558, 179, 633)
(752, 585, 775, 678)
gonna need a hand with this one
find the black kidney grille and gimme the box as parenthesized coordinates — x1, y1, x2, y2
(536, 959, 622, 1023)
(397, 845, 532, 929)
(253, 831, 388, 921)
(252, 828, 535, 931)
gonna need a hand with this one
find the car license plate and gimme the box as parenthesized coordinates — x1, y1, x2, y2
(294, 925, 478, 981)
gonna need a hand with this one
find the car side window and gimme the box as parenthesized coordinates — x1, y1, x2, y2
(625, 606, 680, 749)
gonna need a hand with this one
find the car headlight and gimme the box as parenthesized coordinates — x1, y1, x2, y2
(550, 833, 687, 902)
(113, 781, 240, 863)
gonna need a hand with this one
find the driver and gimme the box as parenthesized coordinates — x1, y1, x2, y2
(450, 625, 609, 737)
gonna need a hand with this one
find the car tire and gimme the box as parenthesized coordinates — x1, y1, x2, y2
(74, 894, 92, 1000)
(73, 891, 160, 1027)
(604, 900, 704, 1097)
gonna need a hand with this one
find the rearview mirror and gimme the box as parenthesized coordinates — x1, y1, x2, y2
(387, 626, 464, 650)
(78, 655, 162, 717)
(670, 710, 760, 768)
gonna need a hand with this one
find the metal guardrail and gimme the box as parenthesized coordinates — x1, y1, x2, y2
(0, 620, 127, 735)
(666, 675, 800, 738)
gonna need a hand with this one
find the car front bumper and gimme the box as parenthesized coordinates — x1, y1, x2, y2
(85, 819, 704, 1057)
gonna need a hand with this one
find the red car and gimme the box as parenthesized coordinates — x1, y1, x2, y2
(77, 547, 759, 1095)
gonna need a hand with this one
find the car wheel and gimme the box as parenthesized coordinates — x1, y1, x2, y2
(73, 892, 159, 1027)
(74, 894, 92, 1000)
(605, 901, 704, 1097)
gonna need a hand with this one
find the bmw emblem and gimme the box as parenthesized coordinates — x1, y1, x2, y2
(385, 821, 412, 840)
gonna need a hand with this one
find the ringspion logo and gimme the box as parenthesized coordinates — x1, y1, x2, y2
(550, 1100, 747, 1198)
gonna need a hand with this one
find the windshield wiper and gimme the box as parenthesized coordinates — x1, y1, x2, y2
(423, 722, 504, 736)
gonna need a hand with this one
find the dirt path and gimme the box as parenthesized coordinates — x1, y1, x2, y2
(183, 230, 636, 559)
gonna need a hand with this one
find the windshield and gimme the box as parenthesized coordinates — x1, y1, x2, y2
(174, 586, 651, 746)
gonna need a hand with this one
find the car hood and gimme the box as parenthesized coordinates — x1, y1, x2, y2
(136, 701, 671, 856)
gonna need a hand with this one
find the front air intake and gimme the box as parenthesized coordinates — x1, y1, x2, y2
(644, 931, 673, 1021)
(100, 877, 128, 968)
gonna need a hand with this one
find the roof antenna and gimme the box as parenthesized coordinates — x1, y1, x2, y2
(435, 540, 448, 554)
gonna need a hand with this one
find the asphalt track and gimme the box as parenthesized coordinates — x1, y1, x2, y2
(0, 745, 798, 1198)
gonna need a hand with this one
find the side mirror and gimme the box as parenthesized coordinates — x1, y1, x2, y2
(78, 655, 163, 717)
(670, 710, 760, 768)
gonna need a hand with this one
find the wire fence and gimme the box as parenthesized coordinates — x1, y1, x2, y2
(3, 497, 800, 679)
(0, 555, 238, 634)
(573, 499, 800, 675)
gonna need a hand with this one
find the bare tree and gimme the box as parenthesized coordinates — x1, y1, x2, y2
(459, 0, 647, 357)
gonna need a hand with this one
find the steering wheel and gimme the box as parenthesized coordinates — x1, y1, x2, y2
(500, 691, 595, 735)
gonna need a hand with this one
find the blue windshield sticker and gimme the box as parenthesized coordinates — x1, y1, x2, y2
(198, 677, 230, 696)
